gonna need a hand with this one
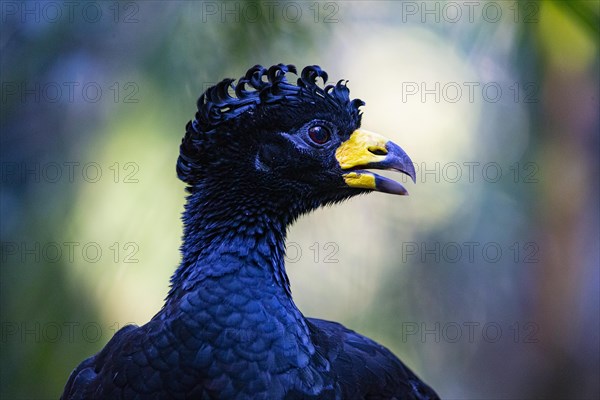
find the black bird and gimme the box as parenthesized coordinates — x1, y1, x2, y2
(62, 64, 439, 399)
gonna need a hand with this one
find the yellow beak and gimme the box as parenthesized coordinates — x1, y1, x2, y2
(335, 129, 416, 195)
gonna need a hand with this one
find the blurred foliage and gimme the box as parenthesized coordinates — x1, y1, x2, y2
(1, 1, 598, 399)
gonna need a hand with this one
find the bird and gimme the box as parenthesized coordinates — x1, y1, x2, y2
(61, 64, 439, 400)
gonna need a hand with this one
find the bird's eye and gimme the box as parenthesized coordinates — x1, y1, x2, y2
(308, 126, 331, 145)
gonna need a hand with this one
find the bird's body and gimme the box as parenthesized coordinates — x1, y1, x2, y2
(62, 64, 439, 399)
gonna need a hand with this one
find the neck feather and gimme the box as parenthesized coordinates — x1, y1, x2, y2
(167, 186, 297, 301)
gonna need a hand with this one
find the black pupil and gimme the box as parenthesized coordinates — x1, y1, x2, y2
(309, 126, 329, 144)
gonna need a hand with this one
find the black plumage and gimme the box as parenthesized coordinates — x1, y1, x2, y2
(61, 64, 439, 399)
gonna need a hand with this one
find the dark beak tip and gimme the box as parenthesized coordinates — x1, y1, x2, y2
(387, 141, 416, 184)
(409, 169, 417, 184)
(375, 175, 410, 196)
(400, 154, 416, 184)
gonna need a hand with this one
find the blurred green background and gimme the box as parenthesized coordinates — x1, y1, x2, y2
(1, 1, 598, 398)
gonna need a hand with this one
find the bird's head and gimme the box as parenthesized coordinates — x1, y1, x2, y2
(177, 64, 416, 216)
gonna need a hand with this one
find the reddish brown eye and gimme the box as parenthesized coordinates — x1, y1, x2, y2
(308, 126, 330, 145)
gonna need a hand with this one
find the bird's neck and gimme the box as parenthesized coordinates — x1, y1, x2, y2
(168, 188, 296, 302)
